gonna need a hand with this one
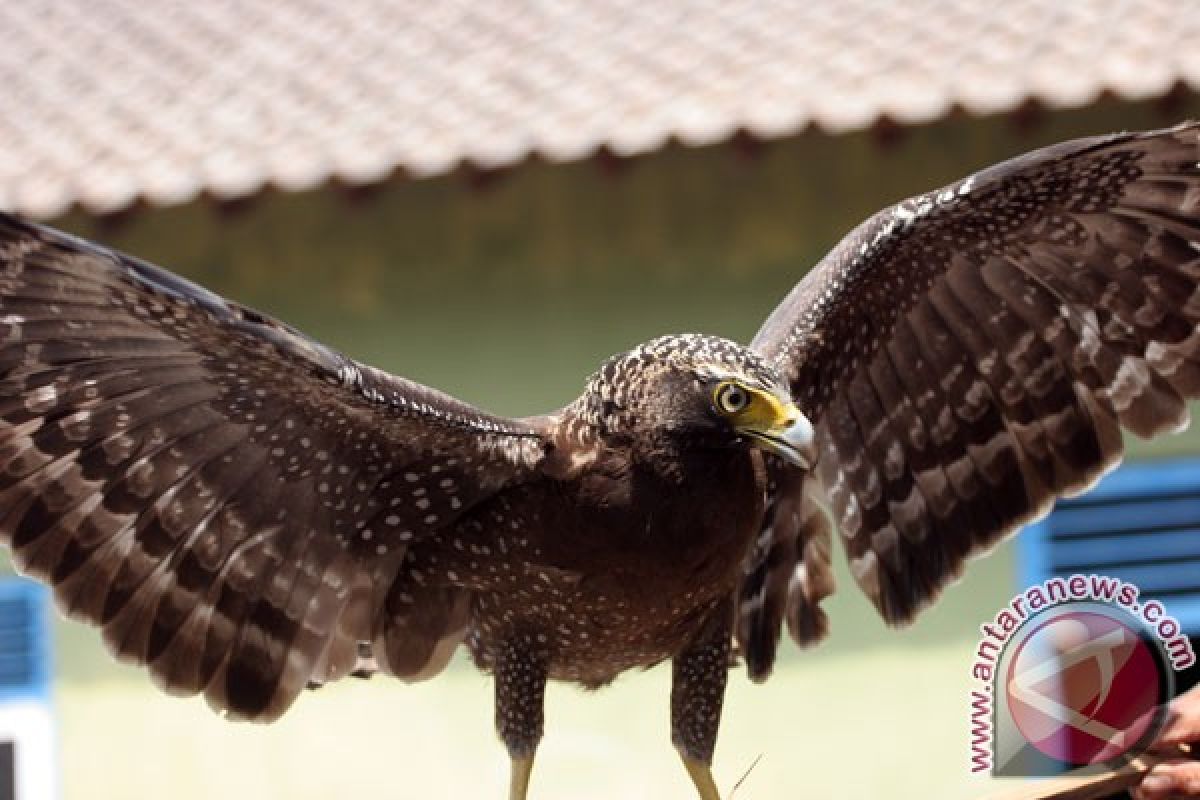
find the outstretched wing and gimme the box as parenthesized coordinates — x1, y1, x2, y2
(738, 123, 1200, 676)
(0, 213, 548, 719)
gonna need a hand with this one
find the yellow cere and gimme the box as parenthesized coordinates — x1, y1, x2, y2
(714, 381, 792, 431)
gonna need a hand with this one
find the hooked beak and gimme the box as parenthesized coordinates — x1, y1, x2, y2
(739, 400, 817, 470)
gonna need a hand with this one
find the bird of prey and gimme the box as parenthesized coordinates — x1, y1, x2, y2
(0, 123, 1199, 799)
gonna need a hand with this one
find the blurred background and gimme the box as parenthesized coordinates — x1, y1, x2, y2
(1, 0, 1200, 798)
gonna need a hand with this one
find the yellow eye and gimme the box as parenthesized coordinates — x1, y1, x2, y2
(714, 381, 751, 415)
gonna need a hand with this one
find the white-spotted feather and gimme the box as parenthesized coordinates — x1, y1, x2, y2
(744, 122, 1200, 664)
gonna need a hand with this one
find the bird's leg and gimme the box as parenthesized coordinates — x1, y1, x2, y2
(508, 755, 534, 800)
(494, 638, 548, 800)
(671, 606, 731, 800)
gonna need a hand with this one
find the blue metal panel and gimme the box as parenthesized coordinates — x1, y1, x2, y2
(1017, 457, 1200, 635)
(1051, 496, 1200, 536)
(1070, 458, 1200, 500)
(1048, 528, 1200, 567)
(0, 578, 52, 704)
(1017, 517, 1054, 594)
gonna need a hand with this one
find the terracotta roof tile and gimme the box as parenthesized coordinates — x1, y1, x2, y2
(1, 0, 1197, 217)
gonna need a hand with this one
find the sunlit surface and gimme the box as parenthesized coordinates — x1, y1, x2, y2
(59, 642, 1009, 800)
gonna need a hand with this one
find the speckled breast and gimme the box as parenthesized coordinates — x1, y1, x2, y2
(458, 447, 765, 686)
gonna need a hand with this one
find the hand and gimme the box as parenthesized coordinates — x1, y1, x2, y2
(1133, 686, 1200, 800)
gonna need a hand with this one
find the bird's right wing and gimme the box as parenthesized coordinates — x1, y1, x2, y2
(0, 213, 551, 719)
(738, 123, 1200, 677)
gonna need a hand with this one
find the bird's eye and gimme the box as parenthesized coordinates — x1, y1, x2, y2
(714, 382, 750, 415)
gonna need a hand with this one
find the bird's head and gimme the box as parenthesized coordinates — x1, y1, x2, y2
(578, 334, 817, 469)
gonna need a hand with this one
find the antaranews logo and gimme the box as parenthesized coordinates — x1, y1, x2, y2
(968, 574, 1196, 776)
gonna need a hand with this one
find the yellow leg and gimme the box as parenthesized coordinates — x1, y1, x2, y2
(509, 754, 535, 800)
(682, 756, 722, 800)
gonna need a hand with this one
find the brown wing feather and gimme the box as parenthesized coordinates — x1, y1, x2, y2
(735, 460, 834, 681)
(0, 213, 548, 719)
(743, 123, 1200, 667)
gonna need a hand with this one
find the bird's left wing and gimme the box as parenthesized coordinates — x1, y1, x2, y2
(739, 123, 1200, 677)
(0, 213, 549, 718)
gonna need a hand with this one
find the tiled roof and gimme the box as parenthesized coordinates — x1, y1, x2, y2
(1, 0, 1197, 217)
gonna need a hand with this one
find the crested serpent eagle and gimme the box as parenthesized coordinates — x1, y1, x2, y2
(2, 124, 1200, 798)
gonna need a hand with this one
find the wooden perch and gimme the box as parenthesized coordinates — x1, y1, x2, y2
(982, 745, 1191, 800)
